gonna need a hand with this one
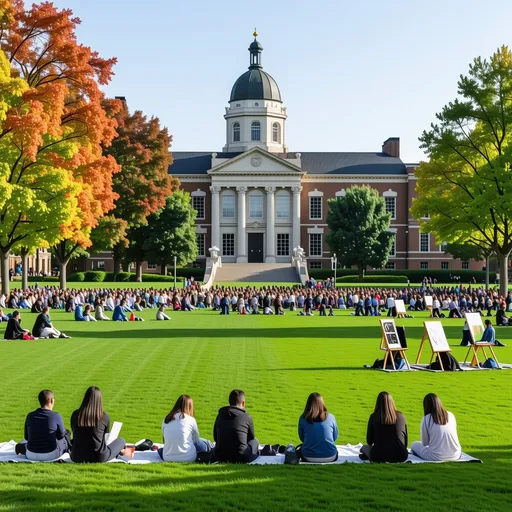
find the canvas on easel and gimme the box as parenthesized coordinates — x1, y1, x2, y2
(424, 296, 433, 316)
(379, 319, 410, 370)
(395, 299, 406, 318)
(464, 313, 501, 369)
(415, 321, 452, 370)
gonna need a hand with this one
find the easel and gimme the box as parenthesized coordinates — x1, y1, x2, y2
(395, 299, 406, 319)
(415, 321, 452, 370)
(463, 313, 501, 369)
(424, 296, 433, 317)
(379, 319, 411, 371)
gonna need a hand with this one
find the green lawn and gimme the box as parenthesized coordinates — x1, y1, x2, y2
(0, 309, 511, 511)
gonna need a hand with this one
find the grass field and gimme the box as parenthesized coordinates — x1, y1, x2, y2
(0, 308, 511, 511)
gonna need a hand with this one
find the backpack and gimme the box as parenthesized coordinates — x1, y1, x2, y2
(482, 358, 499, 369)
(429, 352, 461, 371)
(284, 444, 300, 464)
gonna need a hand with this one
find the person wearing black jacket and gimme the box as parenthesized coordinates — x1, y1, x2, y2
(360, 391, 408, 463)
(31, 299, 43, 314)
(3, 311, 29, 340)
(213, 389, 259, 463)
(32, 306, 69, 339)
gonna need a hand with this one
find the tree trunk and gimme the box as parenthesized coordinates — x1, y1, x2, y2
(0, 249, 10, 296)
(358, 264, 364, 281)
(485, 256, 490, 292)
(59, 261, 67, 289)
(35, 248, 40, 275)
(498, 252, 509, 297)
(135, 261, 143, 282)
(21, 250, 29, 291)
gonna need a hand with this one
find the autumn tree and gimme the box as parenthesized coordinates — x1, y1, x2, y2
(98, 99, 175, 275)
(0, 0, 120, 290)
(411, 46, 512, 296)
(144, 190, 198, 275)
(325, 186, 394, 279)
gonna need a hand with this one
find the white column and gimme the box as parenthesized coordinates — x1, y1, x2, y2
(236, 186, 247, 263)
(210, 186, 221, 250)
(265, 186, 276, 263)
(292, 186, 302, 251)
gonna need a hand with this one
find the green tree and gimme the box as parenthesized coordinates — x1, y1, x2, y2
(144, 190, 198, 275)
(411, 46, 512, 297)
(444, 243, 494, 289)
(325, 186, 393, 279)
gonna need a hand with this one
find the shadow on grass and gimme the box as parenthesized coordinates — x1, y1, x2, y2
(265, 367, 368, 372)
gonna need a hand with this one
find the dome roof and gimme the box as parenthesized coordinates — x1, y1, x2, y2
(230, 68, 281, 102)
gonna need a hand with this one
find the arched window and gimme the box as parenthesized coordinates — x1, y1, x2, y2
(248, 190, 264, 219)
(272, 123, 280, 143)
(251, 121, 261, 141)
(233, 122, 240, 142)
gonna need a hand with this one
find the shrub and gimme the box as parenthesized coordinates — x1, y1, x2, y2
(115, 272, 131, 282)
(336, 275, 408, 284)
(27, 276, 59, 282)
(172, 267, 205, 281)
(68, 272, 85, 282)
(84, 271, 106, 282)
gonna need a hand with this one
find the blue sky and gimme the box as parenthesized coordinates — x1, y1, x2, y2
(53, 0, 512, 162)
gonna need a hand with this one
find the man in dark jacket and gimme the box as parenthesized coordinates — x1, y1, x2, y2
(4, 311, 28, 340)
(213, 389, 259, 463)
(32, 306, 69, 339)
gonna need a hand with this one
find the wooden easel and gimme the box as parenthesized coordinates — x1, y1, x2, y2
(395, 299, 406, 319)
(415, 321, 452, 370)
(379, 319, 411, 371)
(463, 313, 502, 369)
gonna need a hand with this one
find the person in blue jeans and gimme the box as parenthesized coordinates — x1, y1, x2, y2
(112, 300, 128, 321)
(220, 294, 230, 315)
(298, 392, 338, 463)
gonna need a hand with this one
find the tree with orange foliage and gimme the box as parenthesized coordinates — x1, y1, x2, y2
(0, 0, 120, 290)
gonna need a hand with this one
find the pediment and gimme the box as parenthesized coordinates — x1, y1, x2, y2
(208, 148, 304, 175)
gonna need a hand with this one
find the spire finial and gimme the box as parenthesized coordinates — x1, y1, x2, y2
(253, 28, 258, 38)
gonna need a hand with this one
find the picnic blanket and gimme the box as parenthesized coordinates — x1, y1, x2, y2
(411, 363, 512, 372)
(0, 441, 481, 464)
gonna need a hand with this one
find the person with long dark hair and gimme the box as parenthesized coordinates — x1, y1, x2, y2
(298, 392, 338, 462)
(160, 395, 214, 462)
(359, 392, 408, 463)
(411, 393, 461, 461)
(70, 386, 134, 462)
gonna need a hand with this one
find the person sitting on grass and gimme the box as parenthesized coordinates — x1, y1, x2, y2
(359, 391, 408, 463)
(274, 294, 284, 315)
(480, 319, 506, 347)
(112, 300, 128, 321)
(304, 294, 313, 316)
(250, 294, 260, 314)
(238, 294, 247, 315)
(31, 297, 43, 314)
(32, 306, 70, 339)
(83, 304, 97, 322)
(4, 311, 31, 340)
(298, 392, 338, 463)
(94, 299, 110, 321)
(220, 294, 230, 315)
(74, 304, 86, 321)
(411, 393, 461, 462)
(17, 389, 71, 461)
(213, 389, 259, 463)
(156, 305, 171, 321)
(496, 304, 512, 327)
(0, 308, 9, 322)
(159, 394, 214, 462)
(448, 298, 462, 318)
(70, 386, 134, 463)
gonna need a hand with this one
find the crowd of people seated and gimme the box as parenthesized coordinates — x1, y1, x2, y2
(15, 388, 462, 465)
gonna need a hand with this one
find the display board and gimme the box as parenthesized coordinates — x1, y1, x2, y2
(395, 299, 406, 317)
(465, 313, 485, 344)
(463, 313, 501, 368)
(380, 319, 402, 349)
(424, 321, 451, 352)
(424, 296, 433, 308)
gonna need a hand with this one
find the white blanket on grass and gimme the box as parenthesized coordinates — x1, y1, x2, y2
(411, 363, 512, 372)
(0, 441, 481, 465)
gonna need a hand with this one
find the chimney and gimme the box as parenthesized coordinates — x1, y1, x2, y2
(115, 96, 127, 104)
(382, 137, 400, 158)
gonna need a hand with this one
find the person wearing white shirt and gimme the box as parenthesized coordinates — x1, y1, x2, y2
(289, 293, 296, 312)
(156, 305, 170, 321)
(411, 394, 461, 461)
(159, 395, 214, 462)
(386, 295, 396, 317)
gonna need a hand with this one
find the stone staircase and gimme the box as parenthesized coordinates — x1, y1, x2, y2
(214, 263, 299, 283)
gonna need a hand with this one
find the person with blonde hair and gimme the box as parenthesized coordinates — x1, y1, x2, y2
(411, 393, 461, 461)
(298, 392, 338, 462)
(359, 391, 408, 463)
(160, 395, 214, 462)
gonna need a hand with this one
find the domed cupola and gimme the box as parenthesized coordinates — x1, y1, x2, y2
(223, 31, 288, 154)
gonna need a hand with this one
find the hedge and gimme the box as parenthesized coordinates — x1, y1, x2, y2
(309, 269, 496, 283)
(68, 271, 187, 284)
(68, 272, 85, 282)
(84, 271, 106, 282)
(172, 267, 205, 281)
(27, 276, 59, 282)
(337, 275, 408, 284)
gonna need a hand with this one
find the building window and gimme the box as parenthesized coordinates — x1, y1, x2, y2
(385, 197, 396, 220)
(221, 192, 235, 218)
(309, 233, 322, 257)
(441, 262, 449, 270)
(277, 234, 290, 256)
(192, 196, 205, 219)
(440, 242, 448, 252)
(309, 196, 322, 220)
(420, 233, 430, 252)
(196, 233, 205, 257)
(389, 233, 396, 257)
(462, 261, 469, 270)
(222, 233, 235, 256)
(251, 121, 261, 141)
(385, 262, 395, 270)
(276, 192, 290, 219)
(420, 261, 429, 270)
(147, 263, 157, 270)
(272, 122, 280, 143)
(309, 261, 322, 270)
(248, 193, 263, 218)
(233, 122, 240, 142)
(97, 261, 105, 270)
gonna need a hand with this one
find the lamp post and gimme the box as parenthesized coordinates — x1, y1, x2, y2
(331, 253, 337, 289)
(173, 256, 177, 290)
